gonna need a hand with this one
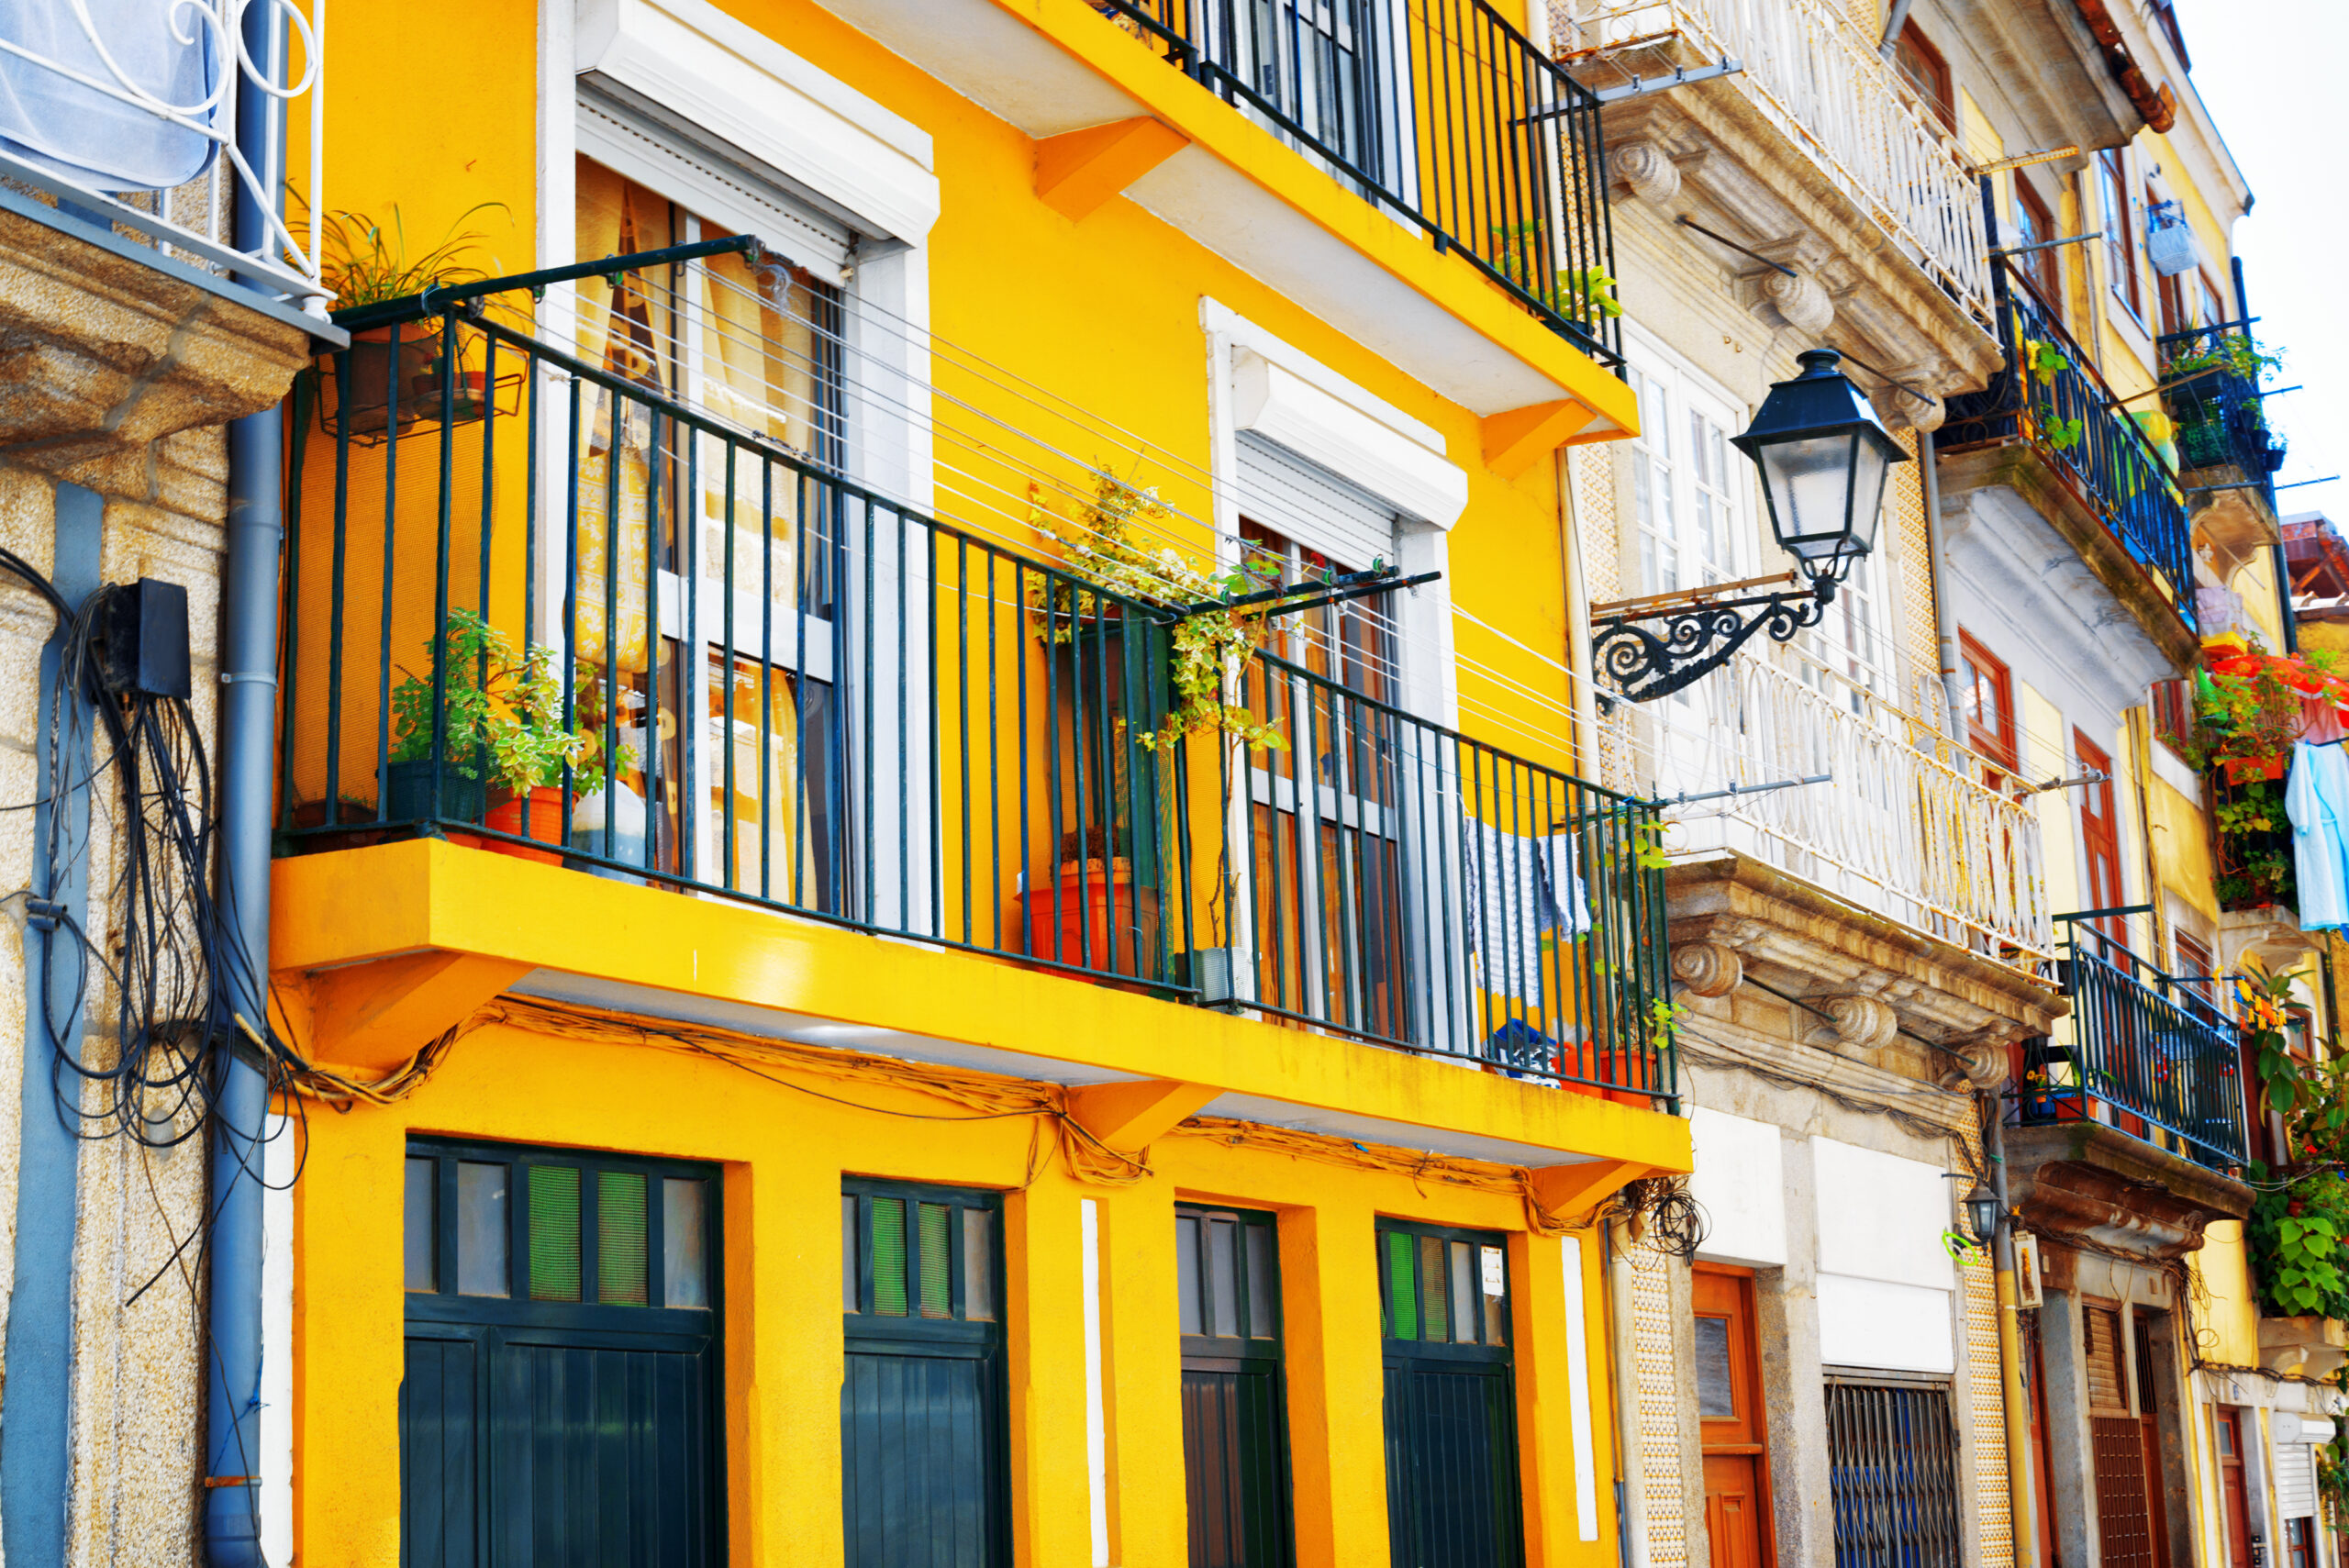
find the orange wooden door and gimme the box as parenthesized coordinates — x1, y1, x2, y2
(2216, 1409, 2254, 1568)
(1694, 1266, 1773, 1568)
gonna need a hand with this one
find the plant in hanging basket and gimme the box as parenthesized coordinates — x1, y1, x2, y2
(1027, 470, 1288, 753)
(314, 201, 511, 436)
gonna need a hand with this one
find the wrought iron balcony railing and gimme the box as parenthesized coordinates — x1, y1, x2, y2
(1942, 255, 2196, 635)
(1616, 644, 2052, 964)
(2156, 320, 2284, 518)
(0, 0, 327, 311)
(1094, 0, 1621, 361)
(275, 265, 1670, 1102)
(2010, 911, 2246, 1172)
(1552, 0, 1990, 322)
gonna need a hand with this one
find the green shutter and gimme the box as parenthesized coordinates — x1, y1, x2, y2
(599, 1171, 649, 1306)
(918, 1203, 952, 1319)
(873, 1197, 908, 1317)
(529, 1165, 582, 1302)
(1420, 1236, 1448, 1343)
(1386, 1229, 1417, 1340)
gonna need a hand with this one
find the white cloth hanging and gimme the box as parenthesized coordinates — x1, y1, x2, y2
(2285, 740, 2349, 932)
(0, 0, 223, 193)
(1461, 822, 1591, 1004)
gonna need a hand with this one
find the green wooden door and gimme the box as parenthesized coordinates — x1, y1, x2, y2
(1377, 1220, 1523, 1568)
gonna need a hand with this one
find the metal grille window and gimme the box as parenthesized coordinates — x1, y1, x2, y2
(1177, 1205, 1292, 1568)
(1377, 1219, 1521, 1568)
(1824, 1376, 1961, 1568)
(841, 1180, 1009, 1568)
(400, 1140, 722, 1567)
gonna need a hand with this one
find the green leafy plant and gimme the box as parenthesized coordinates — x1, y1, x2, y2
(1490, 224, 1621, 322)
(2043, 416, 2085, 451)
(2165, 331, 2283, 386)
(1028, 472, 1288, 753)
(1645, 995, 1687, 1055)
(318, 201, 511, 309)
(2250, 1172, 2349, 1320)
(2024, 338, 2072, 379)
(388, 609, 626, 797)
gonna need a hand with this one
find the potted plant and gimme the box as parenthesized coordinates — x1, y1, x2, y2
(317, 202, 509, 435)
(384, 609, 620, 863)
(1019, 827, 1163, 984)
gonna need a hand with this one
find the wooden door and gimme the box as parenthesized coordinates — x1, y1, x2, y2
(1693, 1266, 1772, 1568)
(2215, 1409, 2254, 1568)
(2023, 1316, 2058, 1568)
(2133, 1317, 2174, 1568)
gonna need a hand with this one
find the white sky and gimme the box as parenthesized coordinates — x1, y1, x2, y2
(2169, 0, 2348, 514)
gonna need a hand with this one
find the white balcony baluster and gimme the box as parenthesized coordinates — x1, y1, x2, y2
(1554, 0, 1991, 322)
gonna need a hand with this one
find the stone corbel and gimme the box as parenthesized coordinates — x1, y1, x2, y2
(1672, 940, 1743, 999)
(1933, 1028, 2015, 1091)
(1758, 269, 1833, 335)
(1802, 993, 1899, 1056)
(1608, 140, 1682, 206)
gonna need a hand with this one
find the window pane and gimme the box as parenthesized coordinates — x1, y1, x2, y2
(456, 1162, 509, 1297)
(1696, 1317, 1734, 1418)
(842, 1194, 861, 1313)
(404, 1157, 438, 1293)
(1481, 1245, 1508, 1345)
(1246, 1224, 1276, 1340)
(873, 1197, 907, 1317)
(963, 1207, 996, 1322)
(1419, 1236, 1448, 1343)
(1386, 1230, 1417, 1340)
(1450, 1241, 1476, 1344)
(918, 1202, 952, 1319)
(599, 1172, 649, 1306)
(664, 1177, 710, 1309)
(528, 1165, 583, 1302)
(1175, 1215, 1202, 1335)
(1209, 1219, 1241, 1338)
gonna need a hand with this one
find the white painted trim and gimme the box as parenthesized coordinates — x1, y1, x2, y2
(1082, 1197, 1111, 1567)
(260, 1112, 295, 1567)
(1231, 350, 1467, 529)
(1200, 297, 1446, 456)
(574, 0, 940, 242)
(1560, 1236, 1599, 1542)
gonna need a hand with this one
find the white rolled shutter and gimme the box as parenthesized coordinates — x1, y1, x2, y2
(1234, 434, 1397, 572)
(2276, 1436, 2317, 1520)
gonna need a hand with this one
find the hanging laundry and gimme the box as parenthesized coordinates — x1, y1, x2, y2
(2284, 740, 2349, 931)
(1460, 821, 1593, 1004)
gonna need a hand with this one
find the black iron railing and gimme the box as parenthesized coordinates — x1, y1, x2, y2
(2157, 320, 2284, 517)
(275, 266, 1667, 1100)
(1942, 257, 2195, 634)
(2010, 911, 2246, 1171)
(1092, 0, 1620, 361)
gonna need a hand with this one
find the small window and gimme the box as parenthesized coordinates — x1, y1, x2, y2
(1958, 631, 2018, 773)
(404, 1157, 438, 1293)
(841, 1181, 999, 1323)
(1381, 1222, 1508, 1349)
(2100, 151, 2143, 320)
(456, 1161, 510, 1298)
(1694, 1316, 1735, 1418)
(2013, 177, 2061, 311)
(1893, 22, 1954, 130)
(1176, 1206, 1281, 1342)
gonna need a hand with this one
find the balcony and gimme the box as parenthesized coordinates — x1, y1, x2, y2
(0, 0, 332, 473)
(2158, 320, 2286, 582)
(1553, 0, 1999, 406)
(2011, 913, 2246, 1173)
(1620, 645, 2052, 965)
(1940, 257, 2199, 677)
(803, 0, 1632, 424)
(271, 273, 1673, 1104)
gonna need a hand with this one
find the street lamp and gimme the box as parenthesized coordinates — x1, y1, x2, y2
(1964, 1182, 2002, 1245)
(1733, 349, 1909, 603)
(1590, 347, 1910, 703)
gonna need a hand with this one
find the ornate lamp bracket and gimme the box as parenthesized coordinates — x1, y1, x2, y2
(1590, 573, 1830, 703)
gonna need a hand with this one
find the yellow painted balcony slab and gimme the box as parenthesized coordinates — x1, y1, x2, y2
(273, 839, 1691, 1181)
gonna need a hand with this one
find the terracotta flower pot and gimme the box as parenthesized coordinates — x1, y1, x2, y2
(1018, 858, 1162, 984)
(2221, 755, 2287, 784)
(484, 785, 567, 865)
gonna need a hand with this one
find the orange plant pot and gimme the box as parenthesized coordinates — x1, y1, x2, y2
(1017, 859, 1162, 983)
(2221, 754, 2287, 784)
(1558, 1043, 1655, 1106)
(484, 786, 567, 865)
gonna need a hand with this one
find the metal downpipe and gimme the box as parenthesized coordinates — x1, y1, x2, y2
(205, 5, 287, 1562)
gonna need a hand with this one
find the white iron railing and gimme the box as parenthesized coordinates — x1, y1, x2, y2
(1553, 0, 1991, 322)
(0, 0, 326, 310)
(1618, 646, 2053, 964)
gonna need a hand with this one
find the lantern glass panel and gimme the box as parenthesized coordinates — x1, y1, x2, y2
(1848, 438, 1894, 556)
(1758, 434, 1859, 559)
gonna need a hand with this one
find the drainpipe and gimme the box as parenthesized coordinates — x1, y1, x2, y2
(205, 5, 288, 1563)
(1877, 0, 1915, 58)
(1602, 1218, 1650, 1568)
(1560, 449, 1604, 777)
(1921, 429, 1966, 745)
(1986, 1108, 2041, 1568)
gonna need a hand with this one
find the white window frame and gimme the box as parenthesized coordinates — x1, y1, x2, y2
(540, 0, 941, 926)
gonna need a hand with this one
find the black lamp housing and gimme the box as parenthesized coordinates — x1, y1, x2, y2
(1964, 1184, 2001, 1244)
(1730, 348, 1910, 602)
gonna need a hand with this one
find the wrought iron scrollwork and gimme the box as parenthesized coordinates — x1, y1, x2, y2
(1591, 588, 1828, 704)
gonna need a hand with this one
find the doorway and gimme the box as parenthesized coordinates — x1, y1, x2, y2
(2216, 1408, 2254, 1568)
(1693, 1265, 1772, 1568)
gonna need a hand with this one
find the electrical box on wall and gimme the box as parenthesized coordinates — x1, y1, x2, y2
(98, 578, 191, 701)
